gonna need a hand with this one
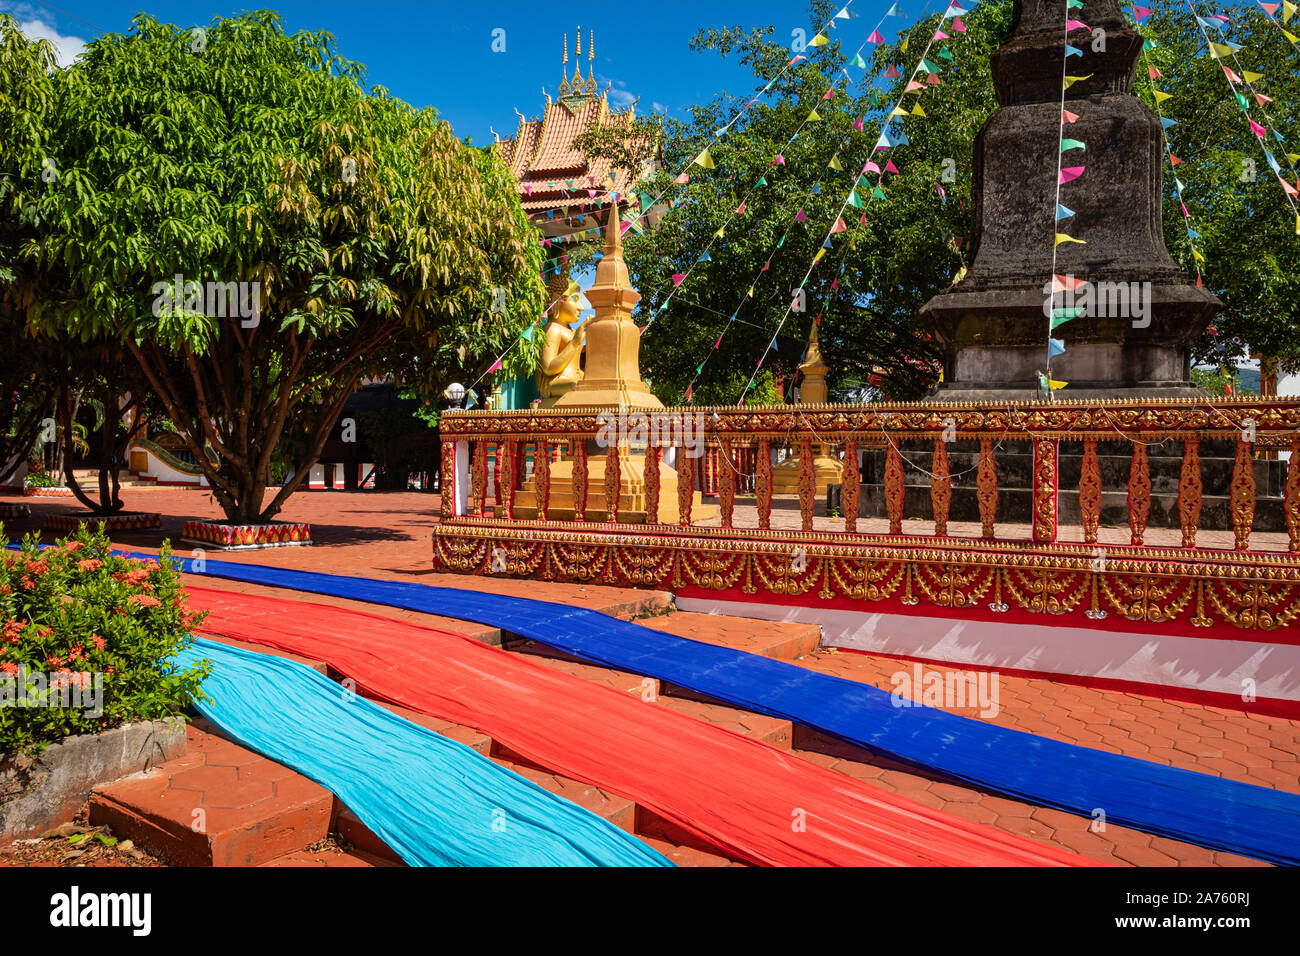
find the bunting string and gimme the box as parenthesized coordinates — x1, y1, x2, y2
(1184, 0, 1300, 225)
(1129, 5, 1207, 285)
(735, 3, 971, 404)
(641, 4, 917, 332)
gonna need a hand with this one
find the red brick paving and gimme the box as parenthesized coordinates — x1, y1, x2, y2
(89, 720, 334, 867)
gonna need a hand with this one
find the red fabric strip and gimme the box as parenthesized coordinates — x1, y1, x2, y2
(186, 586, 1096, 867)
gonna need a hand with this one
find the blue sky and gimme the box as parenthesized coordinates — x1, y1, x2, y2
(0, 0, 907, 145)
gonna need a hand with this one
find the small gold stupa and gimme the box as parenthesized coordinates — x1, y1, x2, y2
(771, 319, 843, 496)
(512, 205, 716, 523)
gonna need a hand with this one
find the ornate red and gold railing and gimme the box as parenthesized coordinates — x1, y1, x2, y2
(434, 397, 1300, 633)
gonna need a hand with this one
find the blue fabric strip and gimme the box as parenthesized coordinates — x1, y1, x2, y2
(34, 542, 1300, 866)
(176, 635, 671, 867)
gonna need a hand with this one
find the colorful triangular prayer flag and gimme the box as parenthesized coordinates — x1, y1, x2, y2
(1054, 232, 1087, 247)
(1037, 372, 1068, 392)
(693, 149, 715, 169)
(1061, 139, 1086, 152)
(1059, 166, 1086, 184)
(1056, 203, 1075, 220)
(1051, 274, 1087, 293)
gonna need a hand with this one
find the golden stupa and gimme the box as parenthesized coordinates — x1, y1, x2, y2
(771, 319, 843, 496)
(512, 205, 716, 523)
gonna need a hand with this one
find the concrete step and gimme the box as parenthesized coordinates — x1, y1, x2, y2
(89, 719, 334, 867)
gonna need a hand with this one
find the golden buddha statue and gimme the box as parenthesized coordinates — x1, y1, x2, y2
(536, 282, 586, 402)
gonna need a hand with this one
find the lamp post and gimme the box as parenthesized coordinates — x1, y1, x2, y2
(443, 382, 466, 412)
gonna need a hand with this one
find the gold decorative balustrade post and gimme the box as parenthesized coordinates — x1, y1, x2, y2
(1177, 439, 1202, 549)
(536, 440, 551, 521)
(798, 435, 815, 532)
(756, 438, 772, 530)
(1079, 439, 1101, 546)
(884, 441, 904, 535)
(645, 445, 662, 524)
(498, 439, 516, 520)
(604, 444, 621, 523)
(440, 439, 456, 519)
(843, 437, 859, 533)
(1231, 437, 1256, 550)
(931, 438, 950, 537)
(977, 437, 997, 539)
(471, 441, 488, 516)
(719, 438, 735, 530)
(677, 447, 695, 525)
(572, 441, 588, 522)
(1031, 439, 1057, 544)
(1128, 439, 1151, 546)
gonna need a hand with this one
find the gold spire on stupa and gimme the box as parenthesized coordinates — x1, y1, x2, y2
(772, 319, 843, 496)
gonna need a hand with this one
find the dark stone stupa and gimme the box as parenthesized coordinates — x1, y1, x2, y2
(921, 0, 1220, 399)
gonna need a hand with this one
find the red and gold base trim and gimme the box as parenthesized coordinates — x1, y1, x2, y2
(22, 486, 73, 497)
(42, 512, 162, 533)
(182, 520, 313, 549)
(433, 519, 1300, 637)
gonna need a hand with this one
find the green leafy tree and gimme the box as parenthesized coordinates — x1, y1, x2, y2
(0, 15, 58, 484)
(1140, 0, 1300, 371)
(21, 12, 543, 524)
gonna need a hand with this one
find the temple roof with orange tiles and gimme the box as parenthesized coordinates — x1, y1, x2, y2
(494, 28, 657, 243)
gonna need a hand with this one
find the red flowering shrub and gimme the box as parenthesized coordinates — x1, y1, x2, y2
(0, 525, 210, 756)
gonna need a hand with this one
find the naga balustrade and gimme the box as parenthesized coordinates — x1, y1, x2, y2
(434, 397, 1300, 634)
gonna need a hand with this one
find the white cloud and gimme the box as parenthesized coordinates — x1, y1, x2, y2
(1, 4, 87, 67)
(652, 101, 667, 113)
(596, 73, 636, 109)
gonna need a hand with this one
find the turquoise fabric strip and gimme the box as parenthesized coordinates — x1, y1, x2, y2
(176, 636, 671, 867)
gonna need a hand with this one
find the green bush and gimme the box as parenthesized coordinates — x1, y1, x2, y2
(22, 466, 56, 489)
(0, 526, 211, 757)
